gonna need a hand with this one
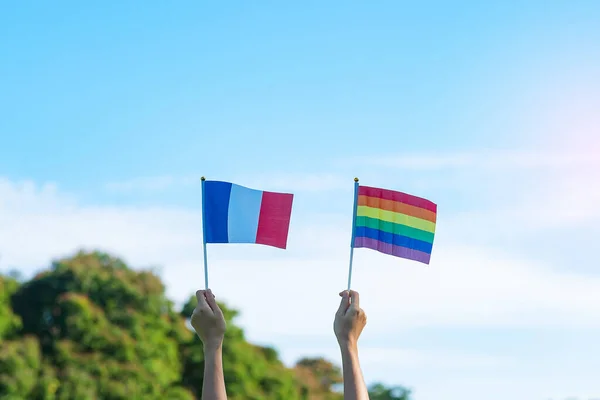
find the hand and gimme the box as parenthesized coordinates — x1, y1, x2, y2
(191, 289, 226, 349)
(334, 290, 367, 347)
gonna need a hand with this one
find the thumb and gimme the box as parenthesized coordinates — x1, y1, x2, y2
(337, 290, 350, 315)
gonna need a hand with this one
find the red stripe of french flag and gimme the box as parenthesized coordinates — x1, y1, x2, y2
(256, 191, 294, 249)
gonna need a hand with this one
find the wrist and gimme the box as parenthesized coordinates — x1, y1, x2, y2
(338, 339, 358, 353)
(203, 339, 223, 354)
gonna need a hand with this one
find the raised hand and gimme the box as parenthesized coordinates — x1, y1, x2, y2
(191, 289, 226, 350)
(334, 290, 367, 347)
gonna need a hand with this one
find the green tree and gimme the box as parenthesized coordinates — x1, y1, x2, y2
(9, 251, 192, 400)
(368, 382, 412, 400)
(0, 275, 22, 340)
(293, 357, 343, 400)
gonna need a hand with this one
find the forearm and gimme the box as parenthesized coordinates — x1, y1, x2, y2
(202, 344, 227, 400)
(340, 342, 370, 400)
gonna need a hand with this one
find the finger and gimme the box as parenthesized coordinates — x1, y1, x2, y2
(208, 294, 225, 319)
(205, 289, 219, 312)
(337, 290, 350, 315)
(348, 290, 360, 308)
(195, 290, 211, 312)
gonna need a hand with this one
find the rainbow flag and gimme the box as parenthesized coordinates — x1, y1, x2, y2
(352, 185, 437, 264)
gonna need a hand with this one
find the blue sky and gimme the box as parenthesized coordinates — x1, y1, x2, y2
(2, 1, 600, 399)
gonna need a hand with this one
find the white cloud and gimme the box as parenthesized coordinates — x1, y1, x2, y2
(354, 347, 511, 369)
(0, 178, 72, 212)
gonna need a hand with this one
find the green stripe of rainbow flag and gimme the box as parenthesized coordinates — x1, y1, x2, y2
(355, 216, 435, 244)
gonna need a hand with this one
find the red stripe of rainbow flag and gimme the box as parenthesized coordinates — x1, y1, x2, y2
(352, 185, 437, 264)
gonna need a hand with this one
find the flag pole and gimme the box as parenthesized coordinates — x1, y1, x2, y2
(201, 177, 209, 290)
(347, 177, 359, 290)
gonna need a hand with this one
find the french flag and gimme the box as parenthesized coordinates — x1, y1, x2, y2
(202, 180, 294, 249)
